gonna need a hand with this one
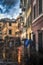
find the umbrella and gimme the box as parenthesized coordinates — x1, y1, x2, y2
(24, 39, 32, 47)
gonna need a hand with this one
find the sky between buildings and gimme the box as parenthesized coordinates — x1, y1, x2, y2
(0, 0, 21, 19)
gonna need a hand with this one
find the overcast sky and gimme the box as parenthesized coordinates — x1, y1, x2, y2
(0, 0, 21, 19)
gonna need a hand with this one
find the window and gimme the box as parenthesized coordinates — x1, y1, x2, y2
(20, 17, 24, 22)
(39, 0, 42, 14)
(0, 30, 2, 34)
(33, 34, 36, 51)
(28, 0, 31, 8)
(38, 32, 42, 53)
(29, 33, 31, 39)
(27, 13, 31, 28)
(0, 24, 1, 26)
(9, 23, 11, 26)
(9, 30, 12, 35)
(34, 5, 36, 19)
(24, 0, 26, 7)
(0, 27, 1, 28)
(26, 34, 28, 38)
(26, 16, 30, 28)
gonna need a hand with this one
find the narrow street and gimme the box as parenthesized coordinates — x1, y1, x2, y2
(0, 0, 43, 65)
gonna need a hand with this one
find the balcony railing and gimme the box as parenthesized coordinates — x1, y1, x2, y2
(22, 7, 26, 11)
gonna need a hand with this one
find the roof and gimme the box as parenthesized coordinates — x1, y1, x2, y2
(0, 18, 16, 23)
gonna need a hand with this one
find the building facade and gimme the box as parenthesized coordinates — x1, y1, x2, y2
(20, 0, 32, 58)
(0, 18, 22, 61)
(0, 18, 20, 40)
(0, 22, 7, 40)
(20, 0, 32, 39)
(31, 0, 43, 52)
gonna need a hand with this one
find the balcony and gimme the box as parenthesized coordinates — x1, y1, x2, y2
(22, 7, 26, 11)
